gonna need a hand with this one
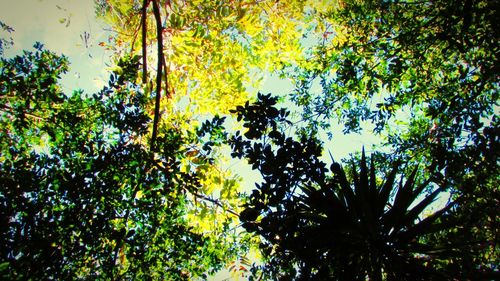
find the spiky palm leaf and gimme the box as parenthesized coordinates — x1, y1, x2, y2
(252, 150, 460, 280)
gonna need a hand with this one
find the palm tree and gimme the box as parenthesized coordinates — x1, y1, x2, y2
(243, 149, 462, 280)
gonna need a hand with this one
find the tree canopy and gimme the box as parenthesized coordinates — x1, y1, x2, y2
(216, 94, 497, 280)
(280, 2, 500, 278)
(0, 0, 498, 280)
(0, 44, 247, 279)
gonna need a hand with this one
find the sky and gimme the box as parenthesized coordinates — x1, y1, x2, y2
(1, 0, 110, 93)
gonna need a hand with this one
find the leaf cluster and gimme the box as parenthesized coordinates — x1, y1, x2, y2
(283, 2, 499, 275)
(0, 45, 241, 280)
(216, 95, 496, 280)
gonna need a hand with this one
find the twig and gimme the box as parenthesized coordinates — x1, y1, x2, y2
(1, 106, 43, 121)
(191, 191, 240, 217)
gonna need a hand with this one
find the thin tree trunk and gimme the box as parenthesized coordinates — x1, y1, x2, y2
(141, 0, 149, 84)
(150, 0, 163, 151)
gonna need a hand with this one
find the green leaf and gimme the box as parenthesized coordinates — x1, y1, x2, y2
(0, 262, 9, 272)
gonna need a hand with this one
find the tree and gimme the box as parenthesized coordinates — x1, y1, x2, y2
(206, 94, 496, 280)
(284, 0, 499, 186)
(288, 0, 498, 132)
(0, 44, 244, 280)
(94, 0, 317, 115)
(282, 0, 499, 275)
(93, 1, 334, 273)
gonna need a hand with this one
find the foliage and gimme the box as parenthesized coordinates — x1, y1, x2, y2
(2, 0, 497, 279)
(214, 94, 497, 280)
(0, 21, 14, 56)
(94, 0, 317, 115)
(0, 44, 244, 280)
(290, 0, 498, 134)
(282, 0, 499, 276)
(287, 0, 499, 191)
(93, 2, 333, 274)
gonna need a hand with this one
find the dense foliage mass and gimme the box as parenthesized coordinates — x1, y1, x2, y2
(200, 94, 496, 280)
(280, 1, 500, 279)
(287, 0, 499, 202)
(94, 0, 322, 115)
(0, 45, 245, 280)
(0, 0, 498, 279)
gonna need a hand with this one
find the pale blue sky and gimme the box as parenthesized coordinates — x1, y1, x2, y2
(1, 0, 111, 93)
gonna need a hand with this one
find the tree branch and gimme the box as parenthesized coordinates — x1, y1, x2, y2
(1, 104, 45, 121)
(150, 0, 163, 152)
(191, 191, 240, 217)
(150, 158, 240, 217)
(161, 55, 171, 99)
(141, 0, 149, 84)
